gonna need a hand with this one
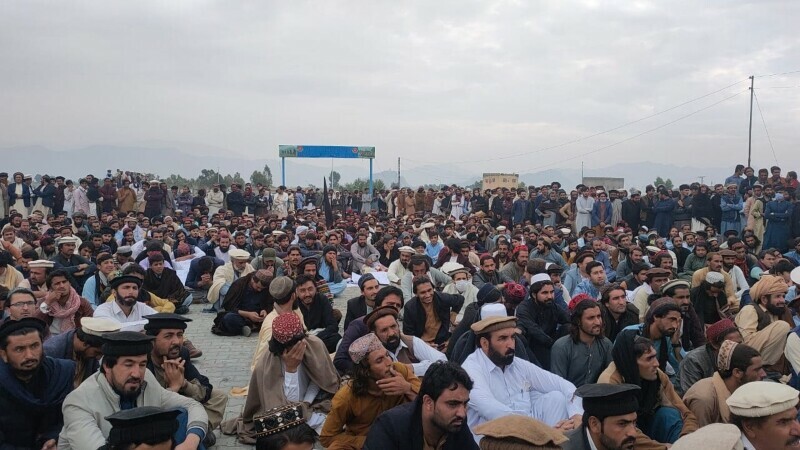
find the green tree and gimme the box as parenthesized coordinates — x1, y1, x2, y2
(329, 171, 341, 189)
(654, 177, 673, 190)
(196, 169, 220, 186)
(250, 170, 268, 186)
(343, 178, 385, 192)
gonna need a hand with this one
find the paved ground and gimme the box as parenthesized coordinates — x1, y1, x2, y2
(184, 286, 360, 448)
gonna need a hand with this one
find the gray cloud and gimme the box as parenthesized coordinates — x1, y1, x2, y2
(1, 0, 799, 176)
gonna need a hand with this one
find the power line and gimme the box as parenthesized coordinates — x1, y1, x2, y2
(752, 90, 779, 166)
(515, 88, 750, 173)
(755, 69, 800, 78)
(402, 78, 750, 165)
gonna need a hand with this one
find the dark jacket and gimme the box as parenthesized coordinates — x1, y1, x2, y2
(343, 295, 368, 331)
(43, 329, 100, 383)
(515, 296, 569, 370)
(0, 357, 75, 449)
(363, 400, 479, 450)
(184, 256, 224, 290)
(680, 305, 707, 351)
(297, 292, 341, 348)
(403, 292, 465, 345)
(600, 302, 639, 342)
(333, 318, 368, 375)
(226, 190, 245, 216)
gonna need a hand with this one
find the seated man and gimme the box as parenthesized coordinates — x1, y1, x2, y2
(516, 273, 570, 370)
(212, 270, 272, 337)
(320, 332, 420, 450)
(462, 314, 583, 438)
(251, 276, 307, 370)
(565, 384, 641, 450)
(81, 253, 116, 308)
(343, 273, 380, 331)
(0, 318, 74, 449)
(365, 305, 447, 377)
(18, 259, 54, 301)
(550, 299, 613, 387)
(661, 279, 705, 352)
(318, 245, 348, 297)
(572, 260, 608, 299)
(51, 235, 96, 295)
(334, 286, 404, 375)
(599, 329, 698, 445)
(441, 262, 479, 314)
(678, 318, 743, 396)
(36, 268, 94, 336)
(402, 275, 464, 351)
(734, 275, 792, 371)
(43, 316, 121, 388)
(471, 254, 513, 290)
(399, 255, 451, 302)
(4, 287, 40, 322)
(143, 254, 192, 314)
(683, 340, 765, 427)
(104, 263, 176, 314)
(623, 298, 685, 382)
(386, 245, 414, 286)
(94, 274, 158, 332)
(227, 312, 339, 444)
(184, 255, 224, 305)
(599, 283, 639, 342)
(144, 313, 229, 447)
(295, 274, 341, 353)
(206, 248, 254, 313)
(726, 381, 800, 450)
(690, 252, 738, 313)
(363, 361, 479, 450)
(59, 331, 208, 449)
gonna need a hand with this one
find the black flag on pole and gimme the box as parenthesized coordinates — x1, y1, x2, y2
(323, 177, 333, 228)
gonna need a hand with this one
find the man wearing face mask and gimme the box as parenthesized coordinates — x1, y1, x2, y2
(442, 263, 478, 313)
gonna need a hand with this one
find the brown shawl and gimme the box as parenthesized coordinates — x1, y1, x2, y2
(222, 334, 340, 443)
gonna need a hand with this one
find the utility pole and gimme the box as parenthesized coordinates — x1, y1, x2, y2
(581, 161, 584, 184)
(397, 157, 401, 188)
(748, 75, 754, 167)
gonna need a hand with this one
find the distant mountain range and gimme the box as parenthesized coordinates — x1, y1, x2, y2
(3, 143, 733, 190)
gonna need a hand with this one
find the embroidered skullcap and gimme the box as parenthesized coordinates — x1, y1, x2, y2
(348, 332, 384, 364)
(705, 318, 737, 344)
(717, 339, 739, 372)
(271, 313, 305, 344)
(502, 282, 526, 304)
(706, 271, 725, 285)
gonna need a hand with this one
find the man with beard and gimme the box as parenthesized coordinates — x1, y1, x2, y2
(599, 283, 640, 341)
(529, 235, 568, 268)
(691, 252, 738, 313)
(36, 269, 95, 336)
(720, 248, 749, 297)
(551, 299, 613, 387)
(51, 235, 96, 294)
(727, 381, 800, 450)
(145, 313, 228, 447)
(0, 317, 74, 449)
(562, 384, 641, 450)
(350, 232, 380, 274)
(205, 234, 234, 264)
(43, 316, 120, 388)
(59, 331, 208, 449)
(18, 259, 54, 300)
(320, 332, 420, 450)
(363, 361, 478, 450)
(684, 340, 765, 426)
(498, 244, 528, 284)
(206, 248, 254, 313)
(36, 236, 57, 260)
(661, 279, 705, 351)
(366, 306, 446, 377)
(93, 274, 157, 332)
(387, 245, 414, 286)
(735, 275, 792, 369)
(295, 274, 341, 353)
(462, 314, 583, 436)
(516, 274, 570, 369)
(624, 298, 684, 382)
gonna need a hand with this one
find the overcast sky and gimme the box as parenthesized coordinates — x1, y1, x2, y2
(2, 0, 799, 176)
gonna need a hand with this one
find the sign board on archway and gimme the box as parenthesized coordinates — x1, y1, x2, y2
(278, 145, 376, 195)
